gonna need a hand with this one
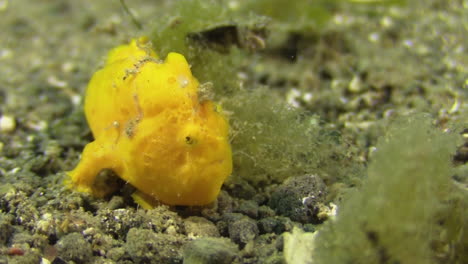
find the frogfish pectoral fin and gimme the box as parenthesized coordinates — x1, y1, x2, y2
(66, 141, 122, 197)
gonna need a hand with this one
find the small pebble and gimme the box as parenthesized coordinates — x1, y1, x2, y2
(185, 216, 220, 238)
(235, 200, 259, 219)
(0, 115, 15, 133)
(228, 216, 259, 246)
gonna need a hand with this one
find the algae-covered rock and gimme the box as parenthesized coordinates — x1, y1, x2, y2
(184, 216, 220, 238)
(269, 174, 327, 224)
(0, 213, 13, 245)
(228, 216, 259, 246)
(125, 228, 186, 264)
(258, 216, 294, 235)
(56, 232, 92, 264)
(234, 200, 259, 219)
(183, 237, 238, 264)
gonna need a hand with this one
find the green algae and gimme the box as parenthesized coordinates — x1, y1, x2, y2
(222, 87, 362, 187)
(295, 115, 467, 264)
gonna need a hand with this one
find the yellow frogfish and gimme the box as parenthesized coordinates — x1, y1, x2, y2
(67, 37, 232, 206)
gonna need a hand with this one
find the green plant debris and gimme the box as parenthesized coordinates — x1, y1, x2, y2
(239, 0, 336, 31)
(287, 114, 466, 264)
(150, 0, 267, 95)
(284, 227, 317, 264)
(349, 0, 406, 5)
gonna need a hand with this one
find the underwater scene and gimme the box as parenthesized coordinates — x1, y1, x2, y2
(0, 0, 467, 263)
